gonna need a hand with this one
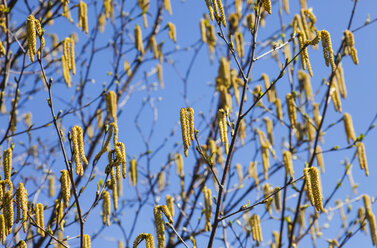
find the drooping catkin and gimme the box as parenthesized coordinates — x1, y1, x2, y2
(283, 0, 289, 14)
(263, 184, 273, 214)
(60, 170, 71, 207)
(262, 0, 272, 14)
(157, 172, 165, 191)
(180, 107, 195, 157)
(264, 117, 274, 145)
(274, 98, 284, 125)
(116, 142, 127, 179)
(234, 32, 244, 58)
(335, 64, 347, 99)
(343, 113, 356, 144)
(55, 199, 65, 231)
(330, 82, 342, 112)
(315, 145, 325, 173)
(218, 108, 229, 154)
(250, 214, 263, 243)
(175, 153, 184, 176)
(35, 203, 45, 237)
(110, 167, 118, 210)
(236, 163, 244, 187)
(286, 93, 296, 128)
(166, 195, 174, 217)
(363, 194, 377, 245)
(216, 0, 226, 27)
(261, 73, 276, 103)
(106, 90, 117, 121)
(321, 30, 336, 71)
(26, 15, 37, 62)
(154, 206, 169, 248)
(134, 24, 144, 54)
(78, 1, 88, 34)
(16, 183, 28, 230)
(203, 186, 212, 232)
(0, 214, 5, 244)
(306, 167, 326, 213)
(72, 125, 88, 176)
(356, 142, 369, 176)
(298, 70, 313, 102)
(344, 30, 358, 65)
(283, 150, 294, 178)
(156, 64, 164, 88)
(163, 0, 172, 15)
(83, 234, 91, 248)
(102, 190, 111, 226)
(133, 233, 155, 248)
(187, 107, 195, 142)
(167, 22, 176, 43)
(248, 161, 259, 190)
(19, 240, 27, 248)
(124, 60, 132, 76)
(48, 175, 55, 197)
(204, 0, 215, 21)
(104, 0, 114, 19)
(3, 148, 12, 180)
(273, 187, 282, 211)
(130, 158, 137, 186)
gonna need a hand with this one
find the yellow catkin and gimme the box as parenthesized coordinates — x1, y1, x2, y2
(124, 60, 132, 76)
(307, 167, 326, 213)
(336, 200, 347, 227)
(261, 146, 269, 180)
(19, 240, 27, 248)
(239, 118, 246, 145)
(163, 0, 172, 15)
(187, 107, 195, 141)
(60, 170, 71, 207)
(335, 64, 347, 99)
(134, 24, 144, 54)
(315, 146, 325, 173)
(156, 64, 164, 88)
(3, 148, 12, 180)
(306, 117, 315, 142)
(36, 203, 45, 237)
(312, 103, 321, 128)
(154, 206, 169, 248)
(286, 93, 296, 128)
(274, 98, 283, 125)
(104, 0, 114, 19)
(166, 195, 174, 217)
(110, 167, 118, 210)
(102, 190, 111, 226)
(304, 167, 314, 206)
(283, 0, 289, 14)
(180, 108, 190, 157)
(216, 0, 226, 27)
(167, 22, 176, 43)
(48, 175, 55, 197)
(264, 117, 274, 145)
(55, 199, 65, 231)
(72, 126, 87, 176)
(130, 158, 137, 186)
(273, 187, 282, 211)
(0, 40, 5, 57)
(218, 109, 229, 154)
(262, 0, 272, 15)
(261, 73, 276, 103)
(283, 150, 294, 178)
(2, 180, 13, 235)
(363, 195, 377, 245)
(344, 30, 358, 65)
(157, 172, 165, 191)
(321, 30, 336, 71)
(235, 32, 244, 58)
(99, 13, 106, 33)
(106, 90, 117, 121)
(62, 54, 71, 87)
(78, 1, 88, 34)
(236, 163, 243, 187)
(83, 234, 91, 248)
(263, 184, 273, 214)
(0, 215, 5, 244)
(248, 162, 259, 190)
(26, 15, 37, 62)
(200, 19, 207, 43)
(298, 70, 313, 102)
(356, 142, 369, 176)
(330, 82, 342, 112)
(175, 153, 184, 175)
(203, 186, 212, 232)
(250, 214, 263, 242)
(133, 233, 155, 248)
(16, 183, 28, 231)
(343, 113, 356, 144)
(204, 0, 215, 21)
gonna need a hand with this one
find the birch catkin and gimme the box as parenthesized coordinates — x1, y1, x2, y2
(133, 233, 155, 248)
(283, 150, 294, 178)
(26, 15, 37, 62)
(203, 186, 212, 231)
(250, 214, 263, 243)
(218, 108, 229, 154)
(135, 24, 144, 54)
(286, 93, 296, 128)
(78, 1, 88, 34)
(356, 142, 369, 176)
(3, 148, 12, 180)
(60, 170, 71, 207)
(180, 107, 195, 157)
(305, 167, 326, 213)
(363, 194, 377, 245)
(321, 30, 336, 71)
(35, 203, 45, 237)
(102, 190, 111, 226)
(343, 113, 356, 144)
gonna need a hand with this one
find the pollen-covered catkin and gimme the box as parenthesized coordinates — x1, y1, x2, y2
(203, 186, 212, 231)
(133, 233, 155, 248)
(264, 117, 274, 145)
(286, 93, 296, 128)
(26, 15, 37, 62)
(343, 113, 356, 144)
(218, 108, 229, 154)
(154, 206, 166, 248)
(262, 73, 276, 103)
(166, 195, 174, 217)
(106, 90, 117, 121)
(3, 148, 12, 180)
(250, 214, 263, 242)
(72, 125, 87, 176)
(330, 82, 342, 112)
(134, 24, 144, 54)
(180, 107, 195, 157)
(274, 98, 283, 125)
(78, 1, 88, 33)
(167, 22, 176, 43)
(0, 214, 5, 244)
(130, 158, 137, 186)
(216, 0, 226, 27)
(175, 153, 184, 176)
(102, 190, 111, 226)
(321, 30, 336, 71)
(248, 162, 259, 190)
(156, 64, 164, 88)
(187, 107, 195, 142)
(356, 142, 369, 176)
(83, 234, 91, 248)
(283, 150, 294, 178)
(204, 0, 215, 21)
(315, 145, 325, 173)
(16, 183, 28, 229)
(60, 170, 71, 207)
(35, 203, 45, 237)
(363, 194, 377, 245)
(307, 167, 326, 213)
(235, 32, 244, 58)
